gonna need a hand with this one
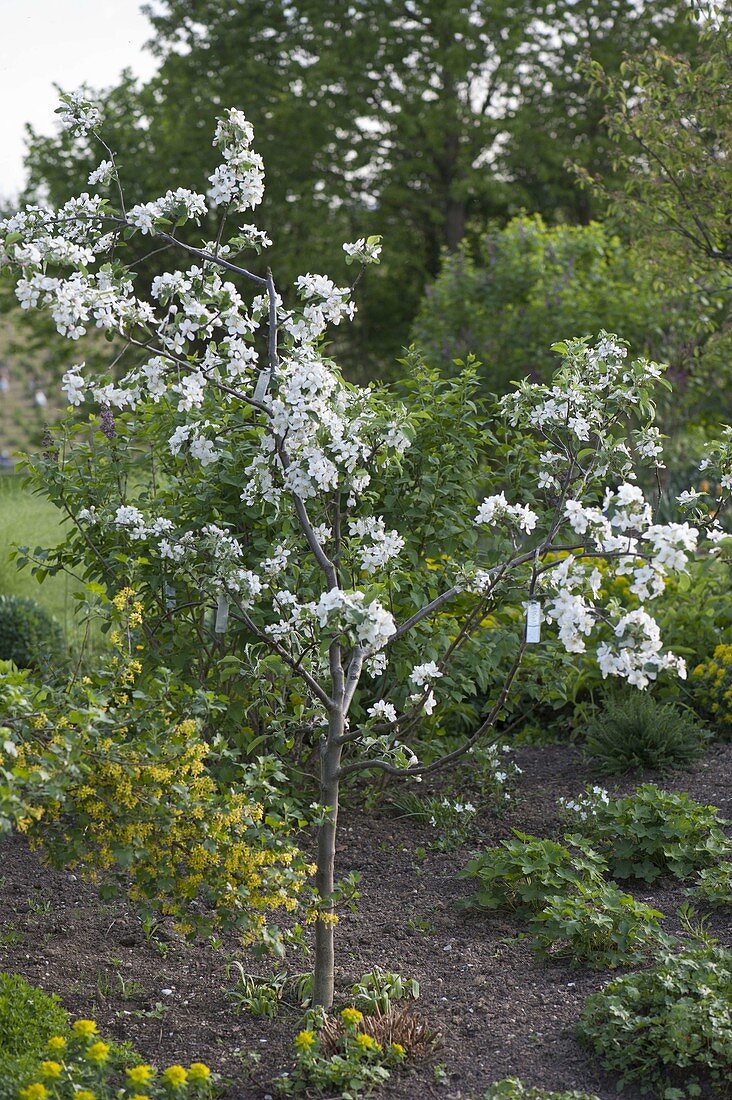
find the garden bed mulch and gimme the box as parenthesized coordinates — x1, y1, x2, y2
(0, 741, 730, 1100)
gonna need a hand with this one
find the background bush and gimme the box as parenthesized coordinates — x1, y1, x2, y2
(0, 594, 63, 669)
(691, 644, 732, 740)
(583, 692, 710, 775)
(411, 216, 722, 413)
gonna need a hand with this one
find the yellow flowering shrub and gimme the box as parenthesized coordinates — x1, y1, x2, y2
(0, 592, 314, 941)
(691, 644, 732, 738)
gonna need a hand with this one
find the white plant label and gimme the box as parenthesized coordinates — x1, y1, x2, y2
(214, 593, 230, 634)
(526, 600, 542, 644)
(253, 371, 270, 402)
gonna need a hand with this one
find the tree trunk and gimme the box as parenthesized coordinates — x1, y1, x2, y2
(312, 705, 343, 1008)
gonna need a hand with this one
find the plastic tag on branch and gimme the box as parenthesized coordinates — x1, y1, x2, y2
(526, 601, 541, 644)
(215, 593, 230, 634)
(253, 371, 271, 402)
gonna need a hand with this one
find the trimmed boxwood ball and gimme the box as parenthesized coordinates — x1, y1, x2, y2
(0, 594, 64, 668)
(584, 691, 710, 775)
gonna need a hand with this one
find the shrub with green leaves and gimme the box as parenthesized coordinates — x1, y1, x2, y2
(577, 943, 732, 1097)
(561, 785, 731, 883)
(0, 595, 63, 670)
(691, 863, 732, 909)
(0, 972, 70, 1100)
(530, 881, 664, 969)
(460, 833, 606, 917)
(483, 1080, 600, 1100)
(583, 693, 710, 775)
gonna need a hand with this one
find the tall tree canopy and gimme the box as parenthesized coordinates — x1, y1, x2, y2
(22, 0, 700, 370)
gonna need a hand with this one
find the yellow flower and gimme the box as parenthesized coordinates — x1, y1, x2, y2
(75, 1093, 96, 1100)
(126, 1064, 155, 1086)
(162, 1065, 188, 1088)
(130, 1096, 151, 1100)
(188, 1063, 212, 1082)
(390, 1042, 406, 1059)
(40, 1061, 62, 1079)
(294, 1029, 317, 1052)
(46, 1035, 67, 1054)
(340, 1007, 363, 1027)
(19, 1086, 48, 1100)
(85, 1040, 111, 1064)
(354, 1033, 381, 1052)
(72, 1018, 98, 1039)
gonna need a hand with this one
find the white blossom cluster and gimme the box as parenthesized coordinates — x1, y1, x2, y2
(475, 493, 538, 535)
(596, 609, 686, 688)
(57, 91, 102, 137)
(342, 237, 382, 265)
(537, 480, 697, 684)
(127, 189, 207, 235)
(563, 483, 699, 601)
(241, 344, 410, 506)
(501, 336, 666, 490)
(208, 107, 265, 212)
(348, 516, 405, 574)
(560, 785, 610, 823)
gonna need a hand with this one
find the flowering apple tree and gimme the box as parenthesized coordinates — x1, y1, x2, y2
(1, 93, 730, 1007)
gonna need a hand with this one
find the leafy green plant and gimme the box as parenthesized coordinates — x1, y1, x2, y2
(483, 1079, 600, 1100)
(529, 881, 664, 969)
(577, 942, 732, 1097)
(460, 833, 606, 917)
(0, 595, 63, 670)
(561, 785, 731, 882)
(583, 693, 710, 775)
(0, 985, 216, 1099)
(276, 1006, 416, 1098)
(0, 972, 69, 1100)
(351, 969, 420, 1015)
(690, 862, 732, 909)
(226, 963, 313, 1017)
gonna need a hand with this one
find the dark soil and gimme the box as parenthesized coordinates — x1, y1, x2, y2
(1, 741, 730, 1100)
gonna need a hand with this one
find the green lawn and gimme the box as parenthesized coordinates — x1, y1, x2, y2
(0, 475, 88, 650)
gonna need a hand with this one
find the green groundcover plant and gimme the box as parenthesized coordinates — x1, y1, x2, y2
(530, 881, 664, 969)
(483, 1080, 600, 1100)
(577, 942, 732, 1097)
(690, 863, 732, 910)
(0, 973, 69, 1100)
(460, 833, 606, 918)
(561, 784, 731, 883)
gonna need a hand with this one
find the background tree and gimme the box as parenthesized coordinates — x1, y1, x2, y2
(20, 0, 702, 372)
(411, 215, 730, 425)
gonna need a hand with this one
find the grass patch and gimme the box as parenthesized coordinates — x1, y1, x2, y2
(0, 476, 87, 650)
